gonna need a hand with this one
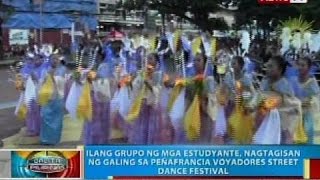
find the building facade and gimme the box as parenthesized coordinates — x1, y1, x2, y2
(97, 0, 144, 35)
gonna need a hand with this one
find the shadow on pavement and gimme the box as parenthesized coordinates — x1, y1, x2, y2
(0, 108, 24, 141)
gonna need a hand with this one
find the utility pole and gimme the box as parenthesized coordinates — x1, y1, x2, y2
(161, 12, 165, 34)
(143, 0, 148, 31)
(0, 0, 6, 59)
(39, 0, 43, 45)
(0, 17, 3, 60)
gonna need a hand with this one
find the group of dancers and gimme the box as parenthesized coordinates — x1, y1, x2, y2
(11, 30, 320, 146)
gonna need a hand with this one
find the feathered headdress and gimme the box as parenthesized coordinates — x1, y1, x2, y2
(303, 31, 312, 47)
(292, 32, 302, 50)
(240, 30, 250, 55)
(34, 45, 40, 55)
(280, 16, 313, 34)
(279, 16, 314, 52)
(309, 32, 320, 52)
(32, 44, 54, 64)
(280, 27, 291, 55)
(26, 52, 35, 59)
(40, 44, 53, 57)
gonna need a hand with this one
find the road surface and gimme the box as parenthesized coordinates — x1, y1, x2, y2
(0, 67, 83, 148)
(0, 67, 24, 142)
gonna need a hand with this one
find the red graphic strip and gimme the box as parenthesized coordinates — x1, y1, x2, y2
(310, 159, 320, 179)
(258, 0, 290, 5)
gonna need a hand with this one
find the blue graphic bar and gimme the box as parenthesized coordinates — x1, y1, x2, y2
(84, 146, 320, 179)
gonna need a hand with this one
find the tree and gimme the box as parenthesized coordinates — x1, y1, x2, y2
(235, 0, 320, 36)
(295, 1, 320, 29)
(120, 0, 229, 32)
(0, 0, 14, 59)
(149, 0, 230, 32)
(122, 0, 145, 10)
(236, 1, 299, 27)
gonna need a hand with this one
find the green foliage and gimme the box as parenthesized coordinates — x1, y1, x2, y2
(115, 0, 320, 32)
(295, 1, 320, 29)
(0, 0, 15, 59)
(279, 15, 313, 33)
(0, 0, 15, 20)
(148, 0, 226, 32)
(120, 0, 228, 32)
(72, 71, 81, 81)
(122, 0, 145, 10)
(235, 0, 320, 30)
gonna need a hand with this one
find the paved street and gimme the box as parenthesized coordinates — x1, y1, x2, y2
(0, 66, 18, 103)
(0, 66, 125, 149)
(0, 108, 24, 141)
(0, 67, 83, 148)
(2, 115, 83, 149)
(0, 67, 25, 143)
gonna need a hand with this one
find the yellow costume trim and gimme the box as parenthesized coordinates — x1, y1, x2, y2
(77, 81, 93, 121)
(126, 85, 146, 123)
(184, 94, 201, 140)
(111, 128, 125, 139)
(38, 75, 54, 106)
(293, 97, 308, 144)
(211, 38, 217, 59)
(174, 30, 182, 52)
(167, 80, 185, 112)
(192, 36, 202, 55)
(17, 103, 27, 120)
(293, 117, 308, 144)
(149, 36, 157, 52)
(175, 79, 187, 86)
(229, 81, 254, 144)
(228, 106, 255, 144)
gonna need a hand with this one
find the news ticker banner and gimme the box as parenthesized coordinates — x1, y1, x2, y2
(0, 149, 82, 179)
(84, 146, 320, 179)
(1, 146, 320, 179)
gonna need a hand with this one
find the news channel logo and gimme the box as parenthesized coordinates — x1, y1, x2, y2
(11, 151, 81, 178)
